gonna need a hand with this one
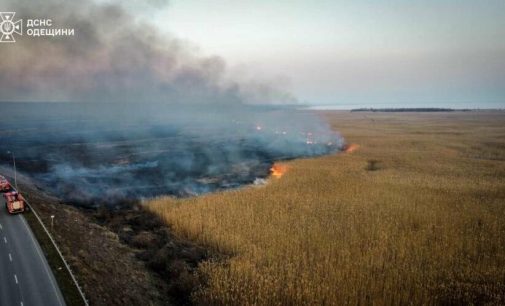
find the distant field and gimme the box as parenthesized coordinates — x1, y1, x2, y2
(148, 111, 505, 305)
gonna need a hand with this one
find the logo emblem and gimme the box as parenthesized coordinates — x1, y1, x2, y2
(0, 12, 22, 42)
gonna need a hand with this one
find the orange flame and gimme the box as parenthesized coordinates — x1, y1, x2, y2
(344, 143, 360, 153)
(270, 163, 288, 178)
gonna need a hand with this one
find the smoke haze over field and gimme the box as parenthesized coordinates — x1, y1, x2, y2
(0, 102, 343, 206)
(0, 0, 294, 104)
(0, 0, 344, 206)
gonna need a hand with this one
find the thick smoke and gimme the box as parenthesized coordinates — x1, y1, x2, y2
(0, 0, 293, 104)
(0, 0, 344, 207)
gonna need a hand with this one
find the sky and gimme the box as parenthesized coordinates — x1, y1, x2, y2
(1, 0, 504, 108)
(153, 0, 505, 108)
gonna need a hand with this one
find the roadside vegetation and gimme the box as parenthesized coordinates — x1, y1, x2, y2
(148, 111, 505, 305)
(23, 209, 86, 306)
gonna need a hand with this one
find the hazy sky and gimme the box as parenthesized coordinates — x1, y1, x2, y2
(153, 0, 505, 108)
(1, 0, 504, 108)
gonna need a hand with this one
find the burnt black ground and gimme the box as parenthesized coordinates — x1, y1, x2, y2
(0, 102, 342, 207)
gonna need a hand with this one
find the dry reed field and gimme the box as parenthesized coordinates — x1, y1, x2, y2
(148, 111, 505, 305)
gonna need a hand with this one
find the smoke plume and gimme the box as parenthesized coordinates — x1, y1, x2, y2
(0, 0, 293, 104)
(0, 0, 344, 207)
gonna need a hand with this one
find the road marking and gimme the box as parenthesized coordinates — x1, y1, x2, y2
(14, 274, 18, 284)
(20, 216, 65, 306)
(3, 236, 7, 243)
(21, 302, 23, 306)
(9, 253, 12, 262)
(0, 223, 3, 229)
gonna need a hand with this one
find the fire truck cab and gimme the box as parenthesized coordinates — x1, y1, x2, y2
(0, 175, 11, 191)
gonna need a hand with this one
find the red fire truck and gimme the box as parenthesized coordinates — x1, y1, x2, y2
(3, 191, 26, 214)
(0, 175, 11, 191)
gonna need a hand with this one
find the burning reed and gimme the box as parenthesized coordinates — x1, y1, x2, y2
(0, 102, 343, 206)
(269, 163, 288, 178)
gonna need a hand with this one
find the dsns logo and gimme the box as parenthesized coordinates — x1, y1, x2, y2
(0, 12, 22, 43)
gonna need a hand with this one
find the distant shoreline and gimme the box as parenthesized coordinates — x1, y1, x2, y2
(302, 105, 504, 112)
(350, 107, 472, 112)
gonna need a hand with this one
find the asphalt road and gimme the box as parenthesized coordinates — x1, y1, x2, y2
(0, 194, 66, 306)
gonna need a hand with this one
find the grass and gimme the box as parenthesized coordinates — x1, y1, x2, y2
(24, 209, 86, 306)
(147, 111, 505, 305)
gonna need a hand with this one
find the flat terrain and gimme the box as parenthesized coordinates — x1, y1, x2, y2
(148, 111, 505, 305)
